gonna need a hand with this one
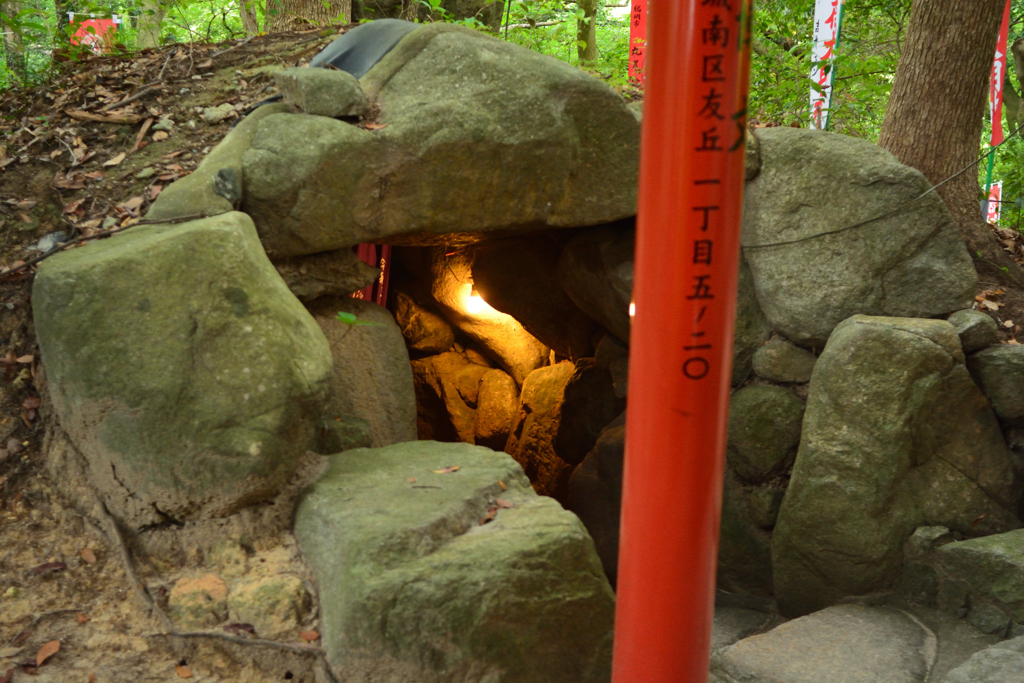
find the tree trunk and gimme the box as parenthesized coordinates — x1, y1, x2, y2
(1011, 37, 1024, 130)
(137, 0, 166, 48)
(1, 1, 26, 85)
(878, 0, 1022, 285)
(240, 0, 260, 35)
(265, 0, 351, 31)
(1004, 74, 1020, 134)
(576, 0, 598, 63)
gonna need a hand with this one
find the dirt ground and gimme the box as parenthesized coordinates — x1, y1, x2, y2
(1, 23, 1023, 683)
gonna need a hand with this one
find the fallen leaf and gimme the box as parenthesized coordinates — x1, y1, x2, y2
(362, 122, 387, 130)
(35, 640, 59, 667)
(175, 664, 192, 678)
(0, 669, 11, 683)
(149, 185, 163, 200)
(299, 630, 320, 642)
(30, 561, 67, 575)
(15, 355, 32, 364)
(119, 196, 144, 212)
(80, 548, 97, 564)
(89, 674, 96, 683)
(981, 299, 1001, 311)
(480, 506, 498, 525)
(12, 632, 31, 646)
(495, 499, 513, 509)
(197, 58, 214, 69)
(498, 480, 507, 491)
(21, 396, 40, 410)
(102, 152, 126, 167)
(406, 477, 416, 483)
(0, 647, 22, 658)
(14, 200, 37, 210)
(432, 465, 460, 474)
(66, 110, 143, 124)
(1005, 320, 1014, 328)
(971, 514, 986, 528)
(1008, 338, 1022, 345)
(75, 613, 89, 624)
(63, 199, 85, 215)
(152, 131, 169, 142)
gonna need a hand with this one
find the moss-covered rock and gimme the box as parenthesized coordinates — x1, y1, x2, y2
(294, 441, 614, 682)
(34, 212, 333, 527)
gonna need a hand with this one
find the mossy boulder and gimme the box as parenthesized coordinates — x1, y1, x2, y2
(294, 441, 614, 682)
(34, 212, 332, 527)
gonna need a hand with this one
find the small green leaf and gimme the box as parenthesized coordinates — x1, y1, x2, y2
(336, 311, 359, 325)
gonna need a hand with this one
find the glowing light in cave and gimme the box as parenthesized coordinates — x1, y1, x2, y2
(629, 302, 636, 318)
(464, 283, 494, 316)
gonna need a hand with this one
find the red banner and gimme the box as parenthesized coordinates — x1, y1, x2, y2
(351, 244, 392, 307)
(70, 18, 117, 54)
(990, 0, 1011, 146)
(628, 0, 647, 86)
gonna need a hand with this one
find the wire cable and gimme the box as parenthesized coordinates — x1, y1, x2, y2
(741, 125, 1024, 251)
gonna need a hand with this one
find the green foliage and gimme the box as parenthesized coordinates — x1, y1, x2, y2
(336, 310, 383, 326)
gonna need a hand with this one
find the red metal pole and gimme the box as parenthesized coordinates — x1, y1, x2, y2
(613, 1, 753, 681)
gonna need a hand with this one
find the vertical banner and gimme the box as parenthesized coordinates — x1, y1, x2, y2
(987, 181, 1004, 224)
(68, 14, 122, 54)
(628, 0, 647, 86)
(809, 0, 844, 130)
(984, 0, 1011, 218)
(990, 0, 1011, 147)
(612, 0, 753, 681)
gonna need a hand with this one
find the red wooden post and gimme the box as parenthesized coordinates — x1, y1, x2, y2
(612, 1, 753, 681)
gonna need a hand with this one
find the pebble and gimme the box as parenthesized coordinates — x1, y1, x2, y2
(136, 167, 156, 180)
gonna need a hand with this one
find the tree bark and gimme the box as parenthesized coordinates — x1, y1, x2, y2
(1, 1, 26, 85)
(878, 0, 1022, 285)
(239, 0, 260, 35)
(137, 0, 166, 48)
(265, 0, 351, 31)
(576, 0, 598, 63)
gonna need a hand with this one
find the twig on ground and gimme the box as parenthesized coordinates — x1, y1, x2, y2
(145, 631, 340, 683)
(212, 35, 254, 58)
(5, 609, 82, 648)
(157, 51, 173, 82)
(130, 118, 155, 154)
(101, 86, 160, 112)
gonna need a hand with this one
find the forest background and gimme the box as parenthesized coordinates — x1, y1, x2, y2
(2, 0, 1023, 228)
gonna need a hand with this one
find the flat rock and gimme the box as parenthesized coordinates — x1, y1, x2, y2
(242, 24, 639, 257)
(710, 607, 772, 654)
(967, 345, 1024, 426)
(294, 441, 615, 682)
(942, 636, 1024, 683)
(743, 128, 977, 346)
(710, 604, 937, 683)
(772, 316, 1020, 616)
(307, 297, 417, 448)
(474, 368, 519, 450)
(33, 212, 332, 527)
(273, 248, 379, 302)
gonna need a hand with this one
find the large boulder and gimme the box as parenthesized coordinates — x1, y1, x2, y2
(307, 297, 417, 448)
(772, 316, 1021, 616)
(411, 351, 488, 442)
(726, 385, 804, 483)
(742, 128, 977, 347)
(241, 24, 639, 258)
(34, 212, 333, 527)
(273, 248, 379, 303)
(732, 257, 773, 385)
(294, 441, 615, 682)
(933, 529, 1024, 635)
(710, 604, 937, 683)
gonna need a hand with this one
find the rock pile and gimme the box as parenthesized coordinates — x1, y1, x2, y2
(29, 19, 1024, 683)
